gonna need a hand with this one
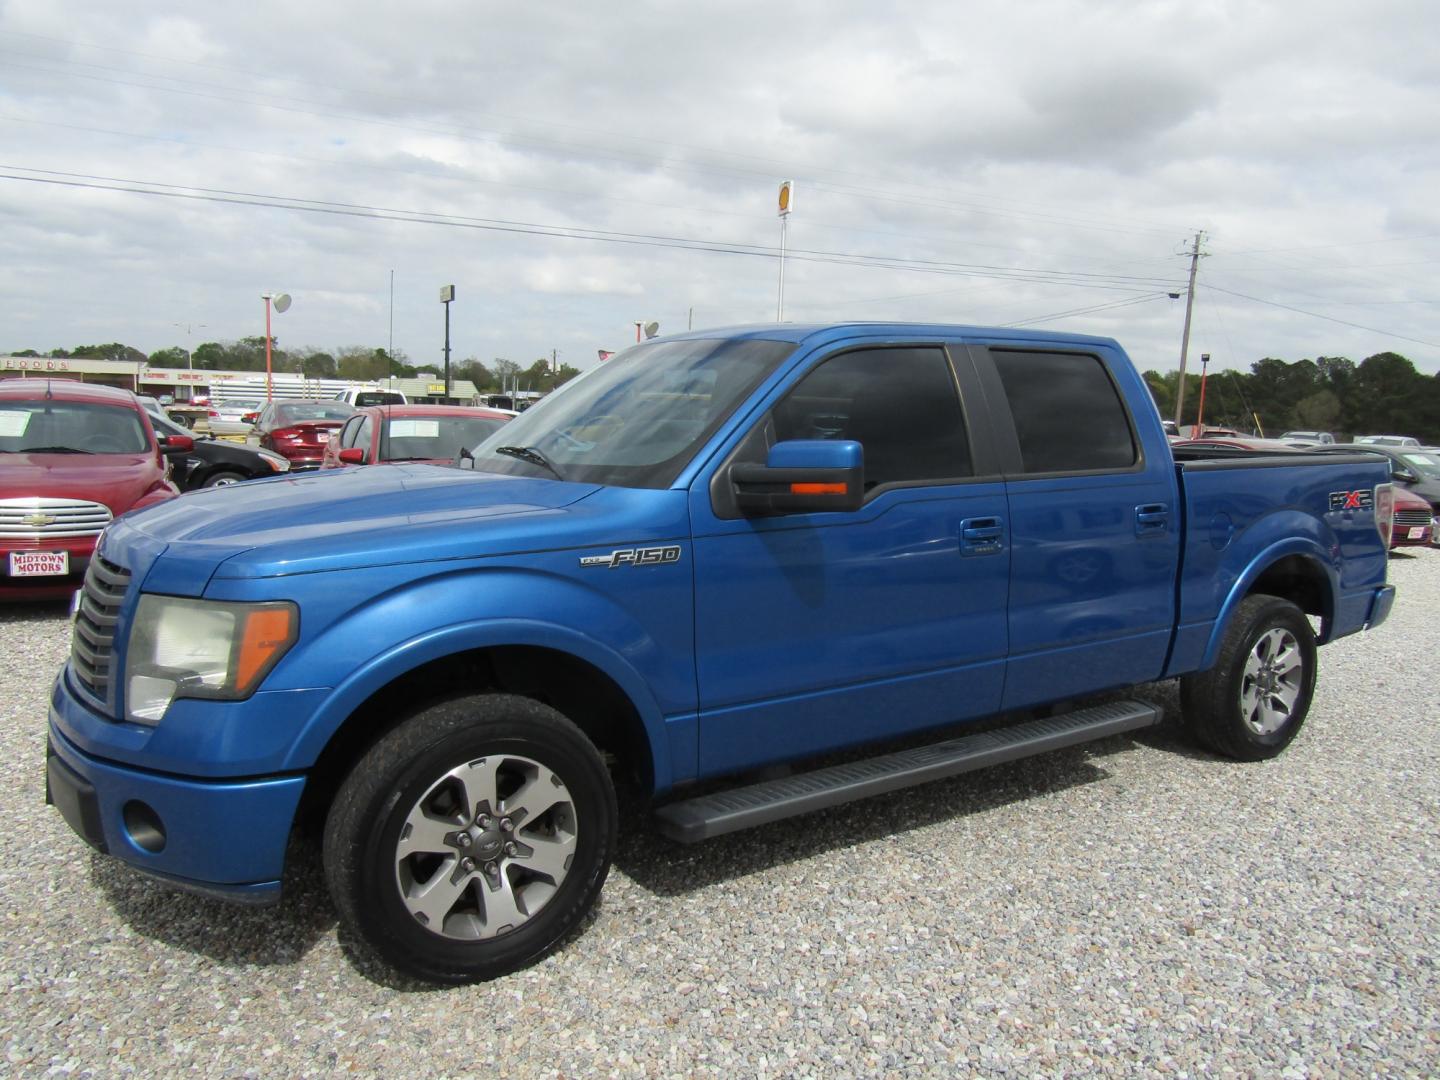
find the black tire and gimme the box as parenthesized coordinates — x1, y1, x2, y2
(323, 694, 616, 983)
(201, 470, 247, 488)
(1180, 594, 1317, 761)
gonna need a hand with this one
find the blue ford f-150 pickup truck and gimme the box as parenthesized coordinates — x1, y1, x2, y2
(46, 323, 1396, 983)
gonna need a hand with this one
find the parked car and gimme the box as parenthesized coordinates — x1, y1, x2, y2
(333, 387, 408, 407)
(1279, 430, 1336, 445)
(0, 379, 189, 599)
(1390, 486, 1434, 548)
(253, 401, 356, 469)
(204, 397, 268, 437)
(1170, 437, 1311, 453)
(321, 405, 513, 469)
(149, 411, 291, 490)
(1356, 435, 1421, 447)
(1318, 444, 1440, 513)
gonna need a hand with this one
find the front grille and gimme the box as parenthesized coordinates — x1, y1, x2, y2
(71, 555, 131, 702)
(1394, 509, 1432, 528)
(0, 497, 111, 540)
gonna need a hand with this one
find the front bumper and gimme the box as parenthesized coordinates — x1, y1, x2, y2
(46, 719, 305, 904)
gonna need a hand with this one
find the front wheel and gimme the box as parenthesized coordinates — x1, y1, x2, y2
(201, 470, 247, 488)
(1180, 594, 1317, 761)
(323, 694, 616, 983)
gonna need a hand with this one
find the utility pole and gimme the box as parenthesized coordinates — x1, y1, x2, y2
(1173, 230, 1206, 429)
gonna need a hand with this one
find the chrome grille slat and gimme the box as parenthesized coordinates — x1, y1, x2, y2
(1394, 510, 1432, 526)
(70, 555, 130, 703)
(0, 497, 111, 540)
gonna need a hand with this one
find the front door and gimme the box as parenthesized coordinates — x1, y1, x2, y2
(688, 344, 1011, 777)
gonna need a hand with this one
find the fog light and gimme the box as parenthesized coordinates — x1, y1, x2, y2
(122, 801, 166, 853)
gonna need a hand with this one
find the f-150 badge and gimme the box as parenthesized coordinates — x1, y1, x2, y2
(579, 545, 683, 569)
(1328, 490, 1374, 511)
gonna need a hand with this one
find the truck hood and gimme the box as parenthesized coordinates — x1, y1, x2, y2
(112, 465, 607, 592)
(0, 453, 162, 514)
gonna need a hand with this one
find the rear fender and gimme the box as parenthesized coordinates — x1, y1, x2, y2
(1199, 536, 1337, 672)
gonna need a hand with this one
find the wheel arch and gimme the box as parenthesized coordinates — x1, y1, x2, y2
(1199, 542, 1337, 672)
(289, 623, 669, 827)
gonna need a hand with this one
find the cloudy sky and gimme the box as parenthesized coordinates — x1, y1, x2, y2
(1, 0, 1437, 378)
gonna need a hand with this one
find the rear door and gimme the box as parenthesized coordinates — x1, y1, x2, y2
(969, 344, 1180, 709)
(688, 342, 1011, 777)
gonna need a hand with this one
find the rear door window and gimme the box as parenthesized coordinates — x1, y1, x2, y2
(991, 350, 1136, 474)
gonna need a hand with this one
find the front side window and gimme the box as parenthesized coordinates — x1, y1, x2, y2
(772, 347, 972, 489)
(992, 350, 1137, 474)
(468, 337, 796, 488)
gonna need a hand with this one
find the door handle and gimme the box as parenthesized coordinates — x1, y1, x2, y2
(1135, 503, 1169, 535)
(961, 516, 1004, 556)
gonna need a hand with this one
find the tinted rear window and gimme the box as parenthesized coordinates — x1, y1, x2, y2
(992, 350, 1137, 474)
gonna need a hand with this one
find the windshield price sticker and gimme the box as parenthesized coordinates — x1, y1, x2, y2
(0, 411, 31, 437)
(10, 552, 68, 577)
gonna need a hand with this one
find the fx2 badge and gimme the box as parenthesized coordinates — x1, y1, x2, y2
(579, 545, 683, 569)
(1328, 490, 1374, 511)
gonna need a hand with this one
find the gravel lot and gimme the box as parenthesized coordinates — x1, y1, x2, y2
(3, 551, 1438, 1077)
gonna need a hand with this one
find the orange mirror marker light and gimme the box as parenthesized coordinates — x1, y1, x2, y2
(790, 482, 847, 496)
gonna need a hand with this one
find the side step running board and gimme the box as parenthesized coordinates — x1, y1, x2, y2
(654, 700, 1161, 843)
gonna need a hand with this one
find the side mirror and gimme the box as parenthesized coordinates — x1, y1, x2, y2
(730, 439, 864, 516)
(1393, 467, 1418, 483)
(338, 447, 366, 465)
(159, 434, 194, 455)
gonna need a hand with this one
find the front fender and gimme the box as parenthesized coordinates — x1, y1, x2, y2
(236, 562, 694, 791)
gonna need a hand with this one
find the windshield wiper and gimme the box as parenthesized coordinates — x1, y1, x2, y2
(494, 445, 565, 481)
(17, 446, 91, 454)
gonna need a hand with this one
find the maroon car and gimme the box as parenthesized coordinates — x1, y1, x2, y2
(0, 379, 191, 599)
(253, 400, 356, 470)
(1390, 485, 1434, 548)
(320, 405, 513, 469)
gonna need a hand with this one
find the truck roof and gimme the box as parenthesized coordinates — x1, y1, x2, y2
(656, 322, 1122, 350)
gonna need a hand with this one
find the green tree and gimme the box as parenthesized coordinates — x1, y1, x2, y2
(301, 351, 338, 378)
(147, 346, 189, 368)
(70, 342, 147, 363)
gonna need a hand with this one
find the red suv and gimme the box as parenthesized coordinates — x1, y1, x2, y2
(0, 379, 191, 600)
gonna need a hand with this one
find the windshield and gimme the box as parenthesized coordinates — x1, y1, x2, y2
(0, 401, 149, 454)
(382, 415, 509, 461)
(1398, 452, 1440, 477)
(467, 337, 795, 488)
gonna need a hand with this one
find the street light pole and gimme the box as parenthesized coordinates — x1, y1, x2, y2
(1195, 353, 1211, 433)
(260, 293, 291, 402)
(439, 284, 455, 401)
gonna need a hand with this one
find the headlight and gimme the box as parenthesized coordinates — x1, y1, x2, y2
(124, 596, 299, 725)
(257, 449, 290, 472)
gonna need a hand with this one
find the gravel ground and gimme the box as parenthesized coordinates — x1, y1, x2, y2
(3, 552, 1438, 1077)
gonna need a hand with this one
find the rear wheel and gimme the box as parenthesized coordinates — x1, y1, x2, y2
(201, 470, 247, 487)
(323, 694, 617, 983)
(1180, 594, 1316, 761)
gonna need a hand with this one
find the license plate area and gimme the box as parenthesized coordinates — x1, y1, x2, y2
(1409, 526, 1426, 539)
(9, 551, 69, 576)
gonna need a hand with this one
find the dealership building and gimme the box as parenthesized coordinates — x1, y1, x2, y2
(0, 355, 477, 404)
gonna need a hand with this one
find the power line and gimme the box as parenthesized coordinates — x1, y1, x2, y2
(1200, 282, 1440, 349)
(0, 166, 1184, 293)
